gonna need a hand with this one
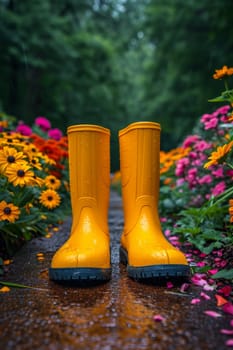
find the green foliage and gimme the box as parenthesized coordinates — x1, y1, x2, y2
(212, 269, 233, 280)
(174, 204, 233, 254)
(1, 0, 233, 164)
(144, 0, 233, 149)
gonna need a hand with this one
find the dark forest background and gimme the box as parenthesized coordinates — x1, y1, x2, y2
(1, 0, 233, 170)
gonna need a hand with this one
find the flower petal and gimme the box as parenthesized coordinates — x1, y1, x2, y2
(218, 285, 232, 297)
(191, 298, 201, 305)
(153, 314, 165, 322)
(226, 339, 233, 347)
(166, 281, 174, 289)
(215, 294, 228, 307)
(204, 310, 222, 318)
(221, 329, 233, 335)
(0, 286, 10, 293)
(200, 292, 211, 300)
(222, 303, 233, 316)
(180, 283, 190, 293)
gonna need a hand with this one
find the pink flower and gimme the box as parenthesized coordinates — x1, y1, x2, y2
(48, 128, 63, 141)
(176, 178, 185, 186)
(211, 181, 226, 196)
(212, 168, 224, 178)
(204, 117, 218, 130)
(189, 151, 198, 159)
(215, 105, 230, 115)
(196, 261, 206, 267)
(201, 113, 212, 123)
(198, 175, 212, 185)
(16, 123, 32, 136)
(182, 135, 199, 148)
(194, 140, 212, 152)
(35, 116, 51, 131)
(175, 157, 189, 177)
(164, 229, 171, 237)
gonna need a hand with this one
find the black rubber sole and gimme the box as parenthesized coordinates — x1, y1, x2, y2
(49, 267, 112, 281)
(120, 246, 190, 280)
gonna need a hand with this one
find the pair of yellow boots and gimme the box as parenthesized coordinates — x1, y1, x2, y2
(49, 122, 189, 281)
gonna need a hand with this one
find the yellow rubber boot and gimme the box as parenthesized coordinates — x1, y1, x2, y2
(119, 122, 190, 279)
(49, 124, 111, 281)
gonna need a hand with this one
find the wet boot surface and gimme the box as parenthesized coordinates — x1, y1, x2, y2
(0, 191, 231, 350)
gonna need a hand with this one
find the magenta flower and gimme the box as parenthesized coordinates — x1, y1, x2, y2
(16, 123, 32, 136)
(211, 181, 226, 196)
(215, 105, 230, 115)
(200, 113, 212, 123)
(212, 168, 224, 178)
(198, 175, 212, 185)
(204, 117, 218, 130)
(194, 140, 212, 152)
(35, 116, 51, 131)
(175, 157, 189, 176)
(48, 128, 63, 141)
(182, 135, 199, 148)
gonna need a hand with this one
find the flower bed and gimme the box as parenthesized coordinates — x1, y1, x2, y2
(0, 115, 70, 270)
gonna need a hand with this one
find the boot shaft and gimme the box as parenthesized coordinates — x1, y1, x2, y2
(119, 122, 161, 231)
(67, 124, 110, 231)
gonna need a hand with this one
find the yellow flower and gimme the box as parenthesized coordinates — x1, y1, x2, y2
(44, 175, 61, 190)
(6, 163, 35, 187)
(0, 201, 20, 222)
(204, 141, 233, 169)
(29, 175, 44, 187)
(29, 156, 42, 170)
(23, 144, 42, 159)
(39, 189, 61, 209)
(213, 65, 233, 80)
(41, 154, 56, 165)
(0, 146, 26, 173)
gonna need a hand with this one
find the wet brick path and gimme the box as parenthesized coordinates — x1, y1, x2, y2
(0, 191, 232, 350)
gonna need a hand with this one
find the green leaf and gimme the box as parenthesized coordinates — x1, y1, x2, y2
(0, 281, 48, 291)
(211, 269, 233, 280)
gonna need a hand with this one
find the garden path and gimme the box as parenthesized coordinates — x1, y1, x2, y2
(0, 191, 232, 350)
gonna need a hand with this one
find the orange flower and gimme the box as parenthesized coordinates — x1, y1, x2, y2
(204, 141, 233, 168)
(213, 65, 233, 80)
(229, 199, 233, 223)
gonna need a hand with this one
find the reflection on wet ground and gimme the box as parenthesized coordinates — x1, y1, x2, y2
(0, 192, 230, 350)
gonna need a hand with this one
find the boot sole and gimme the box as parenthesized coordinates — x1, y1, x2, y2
(49, 267, 112, 281)
(120, 246, 190, 279)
